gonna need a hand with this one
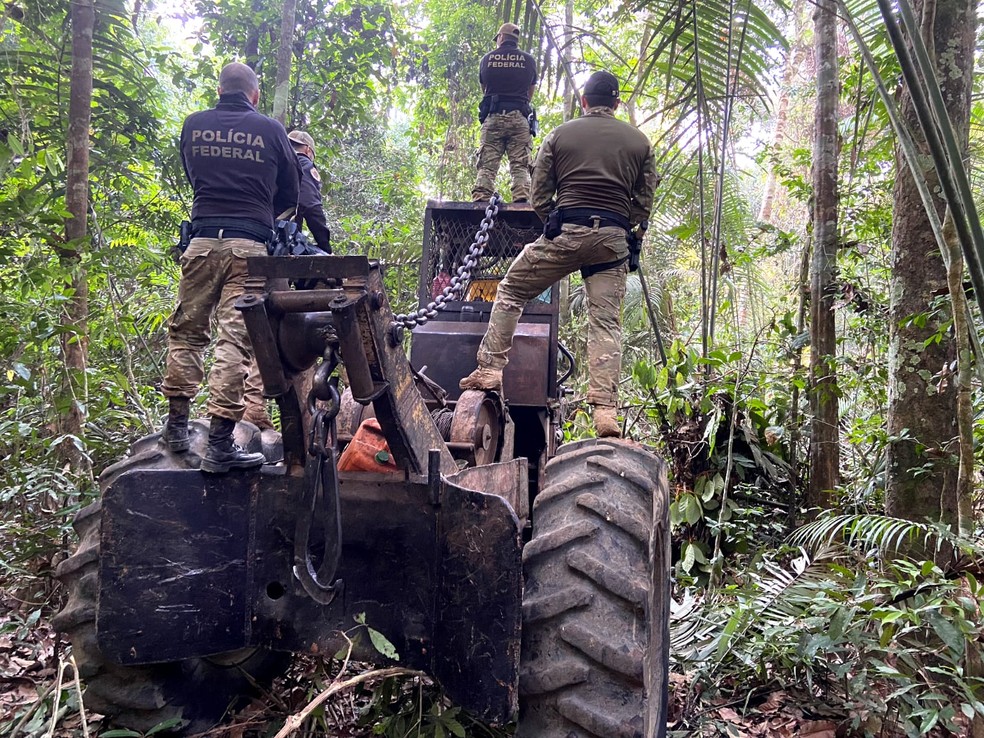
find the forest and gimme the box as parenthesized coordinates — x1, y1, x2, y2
(2, 0, 984, 735)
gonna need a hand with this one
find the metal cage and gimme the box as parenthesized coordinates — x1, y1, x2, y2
(411, 200, 559, 408)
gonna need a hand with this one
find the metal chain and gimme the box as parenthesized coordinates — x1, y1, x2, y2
(392, 192, 502, 329)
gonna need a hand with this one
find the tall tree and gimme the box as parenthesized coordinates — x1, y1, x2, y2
(758, 0, 809, 225)
(885, 0, 974, 525)
(272, 0, 298, 124)
(57, 0, 95, 478)
(808, 0, 840, 508)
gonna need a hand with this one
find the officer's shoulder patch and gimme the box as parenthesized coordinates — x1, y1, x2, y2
(310, 167, 321, 183)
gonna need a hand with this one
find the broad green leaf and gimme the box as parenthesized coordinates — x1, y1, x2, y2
(7, 133, 24, 157)
(368, 625, 399, 660)
(147, 717, 185, 734)
(681, 541, 696, 572)
(684, 494, 702, 525)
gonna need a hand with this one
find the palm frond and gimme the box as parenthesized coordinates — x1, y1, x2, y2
(788, 513, 961, 557)
(673, 545, 847, 664)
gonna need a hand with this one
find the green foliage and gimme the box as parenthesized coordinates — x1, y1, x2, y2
(354, 612, 401, 661)
(358, 676, 511, 738)
(0, 0, 186, 602)
(625, 339, 795, 585)
(674, 515, 984, 736)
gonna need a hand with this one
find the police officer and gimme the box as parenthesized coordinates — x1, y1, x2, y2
(460, 70, 658, 438)
(240, 128, 331, 431)
(162, 61, 300, 472)
(472, 22, 538, 203)
(286, 130, 331, 253)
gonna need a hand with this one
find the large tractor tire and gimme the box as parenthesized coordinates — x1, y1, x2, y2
(53, 422, 289, 734)
(518, 438, 670, 738)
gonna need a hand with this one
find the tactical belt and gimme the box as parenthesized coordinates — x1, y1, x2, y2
(486, 94, 532, 116)
(191, 217, 272, 243)
(491, 104, 528, 115)
(562, 208, 630, 232)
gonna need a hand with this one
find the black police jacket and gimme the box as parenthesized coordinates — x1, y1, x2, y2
(180, 91, 300, 230)
(295, 153, 331, 253)
(479, 39, 537, 111)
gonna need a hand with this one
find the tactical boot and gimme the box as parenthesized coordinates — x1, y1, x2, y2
(201, 416, 266, 474)
(593, 405, 621, 439)
(459, 366, 503, 392)
(164, 397, 191, 453)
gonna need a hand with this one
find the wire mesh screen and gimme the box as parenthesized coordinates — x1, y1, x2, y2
(422, 206, 544, 305)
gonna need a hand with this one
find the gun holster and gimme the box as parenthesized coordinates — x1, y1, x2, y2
(627, 221, 648, 272)
(627, 234, 641, 272)
(478, 96, 494, 124)
(171, 220, 192, 262)
(527, 109, 538, 138)
(544, 209, 563, 240)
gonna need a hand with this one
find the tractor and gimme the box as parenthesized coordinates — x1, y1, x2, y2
(54, 200, 671, 738)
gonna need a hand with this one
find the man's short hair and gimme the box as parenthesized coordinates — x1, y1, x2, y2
(218, 62, 259, 95)
(583, 70, 620, 109)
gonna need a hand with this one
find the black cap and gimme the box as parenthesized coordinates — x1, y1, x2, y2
(583, 70, 620, 100)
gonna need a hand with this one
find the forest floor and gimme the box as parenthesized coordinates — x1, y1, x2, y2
(1, 606, 848, 738)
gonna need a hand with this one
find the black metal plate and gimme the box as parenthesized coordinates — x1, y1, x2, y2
(98, 469, 254, 663)
(435, 462, 524, 724)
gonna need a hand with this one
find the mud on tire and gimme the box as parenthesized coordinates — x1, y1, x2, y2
(518, 438, 670, 738)
(53, 424, 288, 734)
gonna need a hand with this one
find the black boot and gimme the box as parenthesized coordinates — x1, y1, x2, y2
(164, 397, 191, 453)
(201, 416, 266, 474)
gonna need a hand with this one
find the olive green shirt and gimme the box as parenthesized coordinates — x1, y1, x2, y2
(530, 106, 657, 228)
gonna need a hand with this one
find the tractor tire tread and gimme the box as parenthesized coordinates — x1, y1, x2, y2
(517, 438, 669, 738)
(522, 587, 594, 624)
(575, 492, 650, 550)
(53, 426, 288, 735)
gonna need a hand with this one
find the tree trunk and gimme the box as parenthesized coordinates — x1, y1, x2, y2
(243, 0, 265, 71)
(788, 233, 811, 488)
(807, 0, 840, 509)
(272, 0, 297, 124)
(885, 0, 973, 526)
(57, 0, 94, 478)
(563, 0, 574, 121)
(758, 0, 809, 224)
(942, 210, 974, 534)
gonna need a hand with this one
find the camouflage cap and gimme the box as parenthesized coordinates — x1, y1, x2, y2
(496, 22, 520, 41)
(287, 130, 316, 159)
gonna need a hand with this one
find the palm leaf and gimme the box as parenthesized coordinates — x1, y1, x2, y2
(789, 513, 952, 557)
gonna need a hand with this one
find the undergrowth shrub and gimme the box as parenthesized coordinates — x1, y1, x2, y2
(672, 515, 984, 737)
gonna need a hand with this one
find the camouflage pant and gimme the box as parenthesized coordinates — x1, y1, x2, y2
(243, 359, 265, 415)
(477, 224, 629, 407)
(472, 110, 532, 201)
(161, 237, 266, 421)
